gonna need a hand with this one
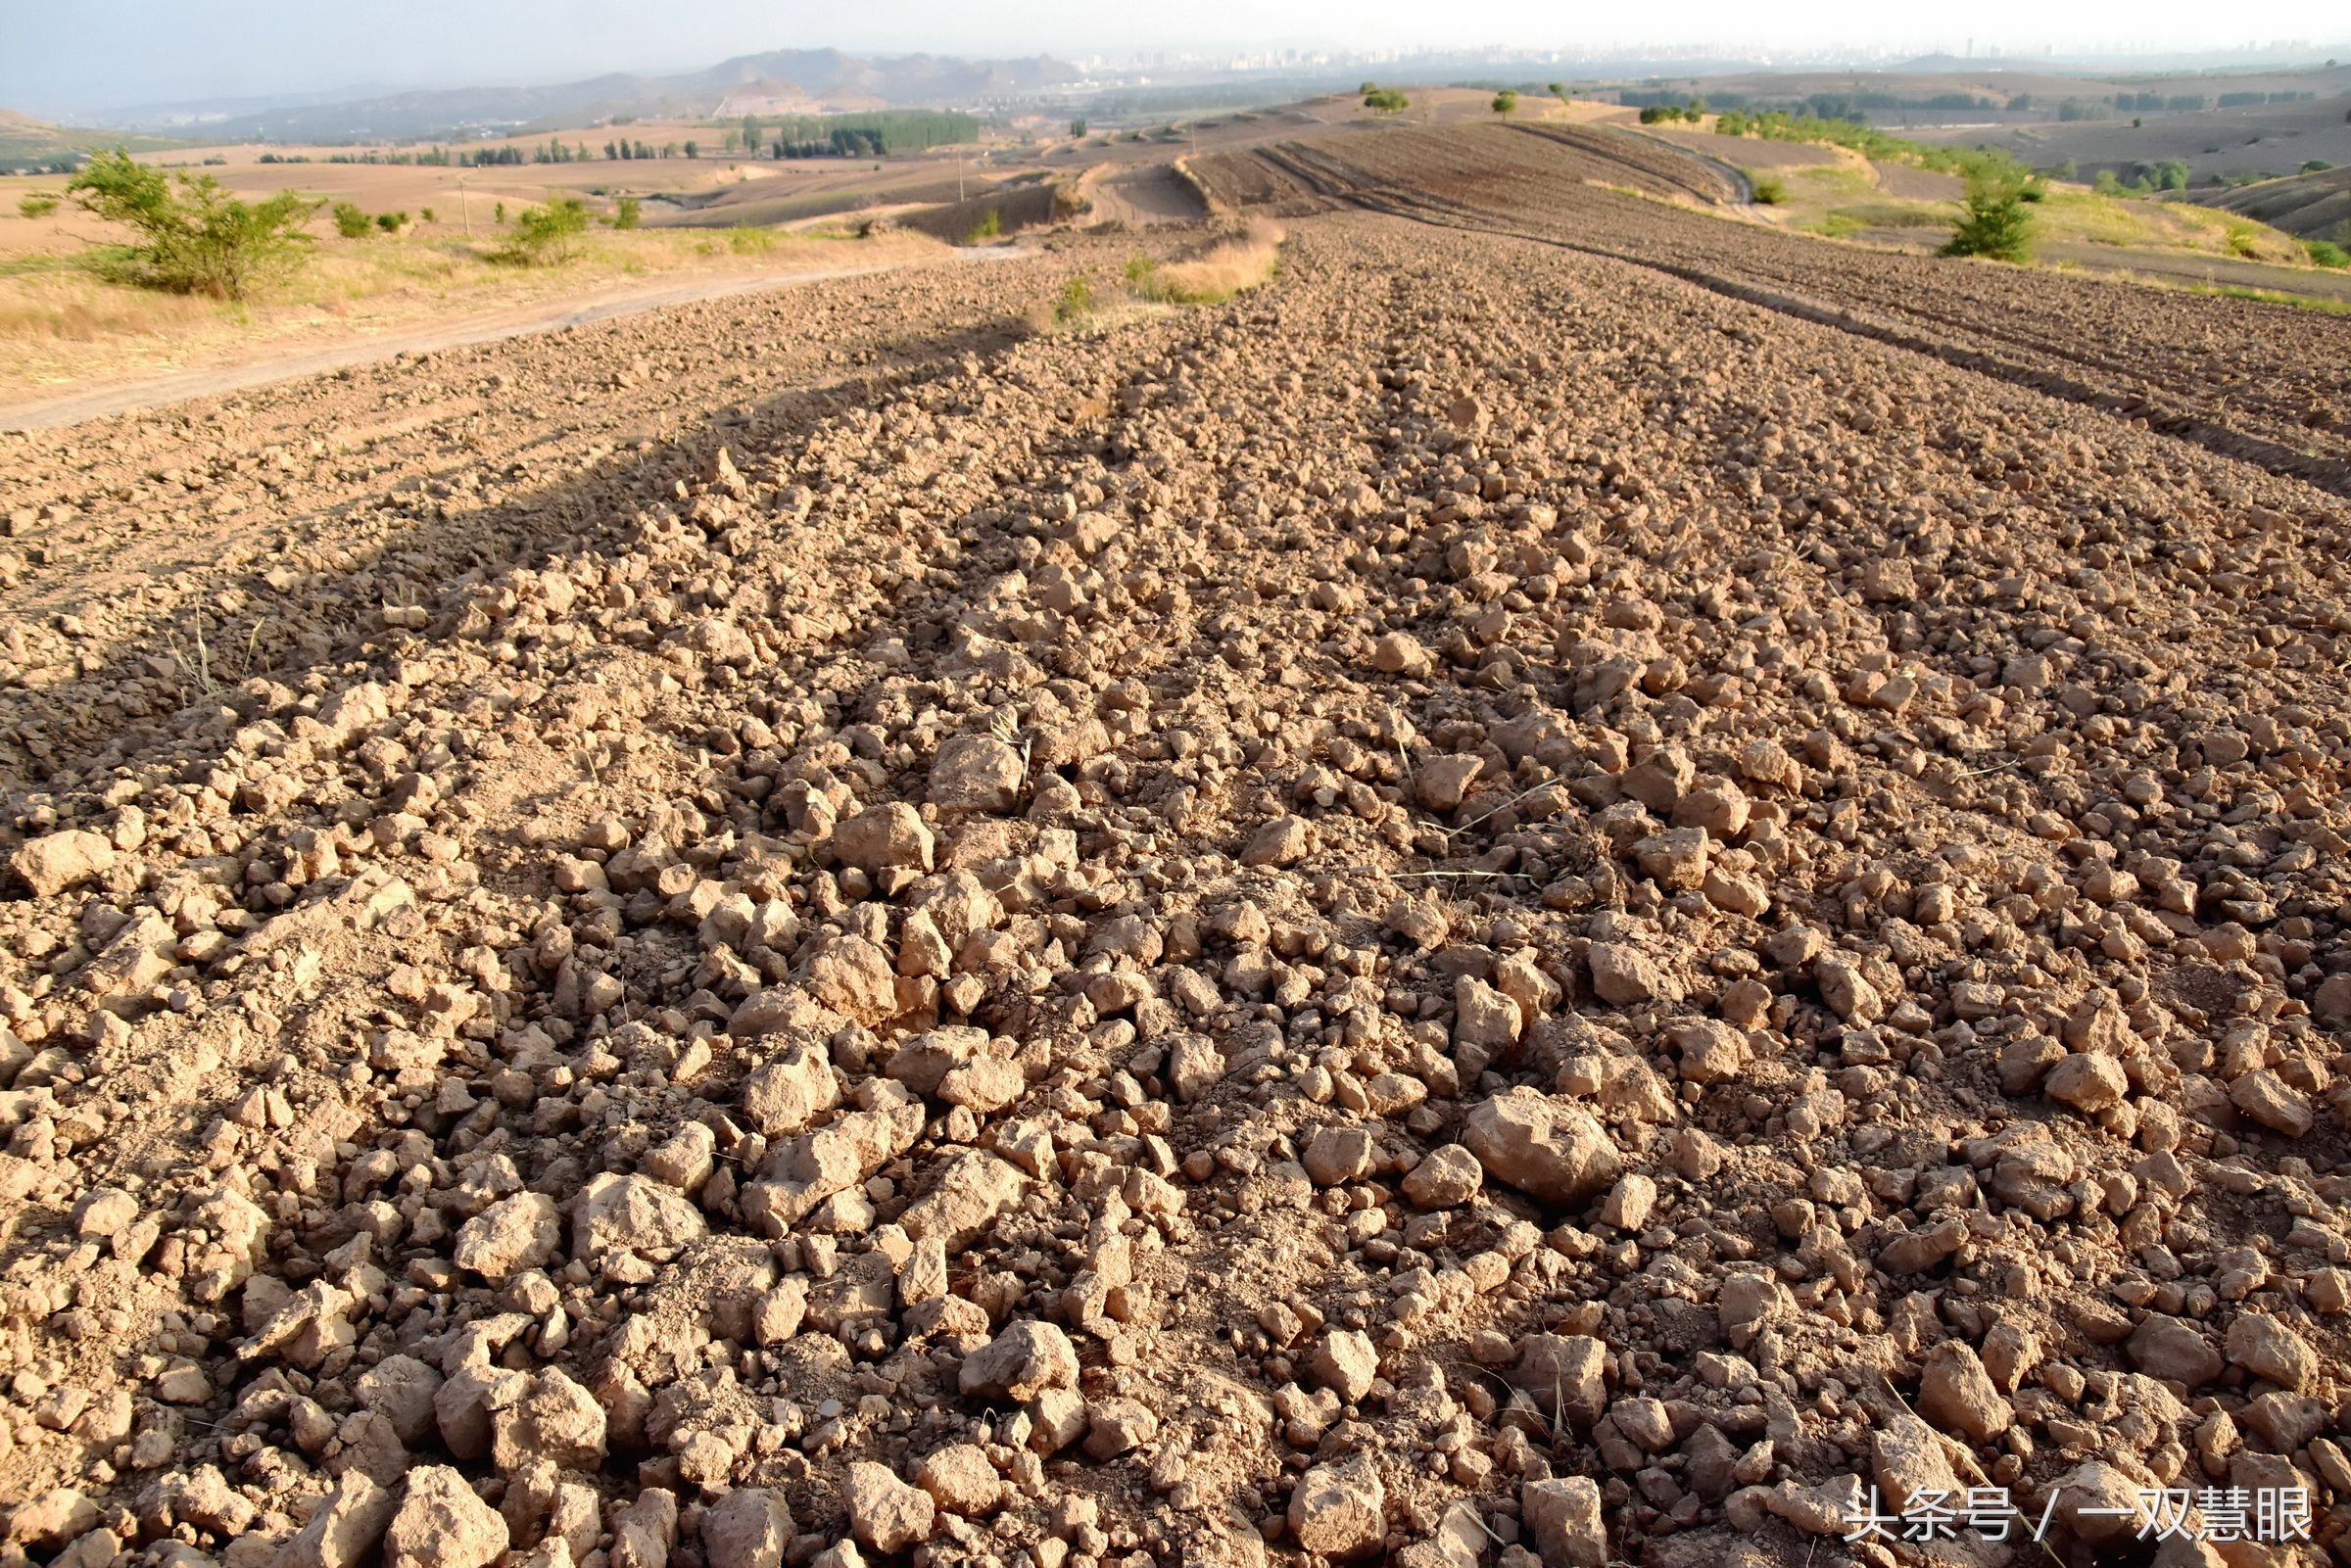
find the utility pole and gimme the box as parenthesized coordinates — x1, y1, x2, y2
(457, 173, 471, 237)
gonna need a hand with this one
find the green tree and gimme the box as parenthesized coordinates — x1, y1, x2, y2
(1492, 91, 1518, 115)
(1364, 88, 1410, 114)
(67, 149, 317, 300)
(741, 115, 761, 154)
(684, 139, 699, 159)
(333, 201, 371, 238)
(1548, 81, 1566, 98)
(723, 128, 740, 154)
(1070, 118, 1087, 137)
(494, 201, 506, 223)
(1944, 175, 2034, 261)
(492, 196, 590, 264)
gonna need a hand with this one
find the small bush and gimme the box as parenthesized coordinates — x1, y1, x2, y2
(1128, 221, 1285, 304)
(727, 226, 776, 255)
(611, 196, 642, 230)
(373, 211, 407, 234)
(494, 202, 506, 223)
(19, 193, 61, 218)
(67, 148, 318, 300)
(419, 206, 436, 223)
(1364, 89, 1410, 114)
(1943, 176, 2034, 262)
(491, 197, 590, 264)
(1492, 91, 1518, 115)
(332, 202, 371, 238)
(1751, 175, 1788, 206)
(965, 209, 1002, 243)
(2305, 239, 2350, 268)
(2304, 160, 2335, 174)
(1055, 275, 1095, 323)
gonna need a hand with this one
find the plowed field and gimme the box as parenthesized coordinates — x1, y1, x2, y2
(2, 122, 2349, 1568)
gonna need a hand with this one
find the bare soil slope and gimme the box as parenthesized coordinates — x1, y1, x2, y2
(1195, 123, 2351, 488)
(1, 131, 2350, 1568)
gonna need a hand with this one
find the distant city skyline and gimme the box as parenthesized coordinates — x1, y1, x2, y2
(3, 0, 2346, 117)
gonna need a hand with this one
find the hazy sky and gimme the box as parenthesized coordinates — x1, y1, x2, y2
(4, 0, 2347, 115)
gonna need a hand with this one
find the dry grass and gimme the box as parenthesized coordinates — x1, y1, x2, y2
(1747, 153, 2316, 267)
(1132, 220, 1286, 304)
(0, 225, 917, 401)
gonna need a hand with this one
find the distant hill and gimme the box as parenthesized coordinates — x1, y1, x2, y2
(92, 49, 1079, 145)
(0, 110, 183, 170)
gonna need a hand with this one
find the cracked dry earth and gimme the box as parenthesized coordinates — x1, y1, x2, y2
(1, 191, 2350, 1568)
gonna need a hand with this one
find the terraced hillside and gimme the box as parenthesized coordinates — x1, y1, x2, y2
(2, 123, 2350, 1568)
(1197, 122, 2351, 494)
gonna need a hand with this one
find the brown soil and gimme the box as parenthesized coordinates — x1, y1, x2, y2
(0, 249, 1015, 435)
(2, 120, 2350, 1568)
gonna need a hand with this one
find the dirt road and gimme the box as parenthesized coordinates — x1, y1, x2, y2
(0, 247, 1024, 434)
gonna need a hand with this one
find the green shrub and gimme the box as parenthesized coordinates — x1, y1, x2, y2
(332, 201, 371, 238)
(492, 197, 590, 264)
(1943, 176, 2034, 262)
(612, 196, 642, 230)
(1751, 175, 1788, 206)
(1492, 91, 1518, 115)
(373, 211, 407, 234)
(18, 193, 60, 218)
(2304, 160, 2335, 174)
(2305, 239, 2350, 268)
(727, 226, 776, 255)
(1070, 118, 1087, 138)
(965, 209, 1002, 243)
(1055, 274, 1095, 323)
(1364, 88, 1410, 114)
(66, 148, 318, 300)
(419, 206, 436, 223)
